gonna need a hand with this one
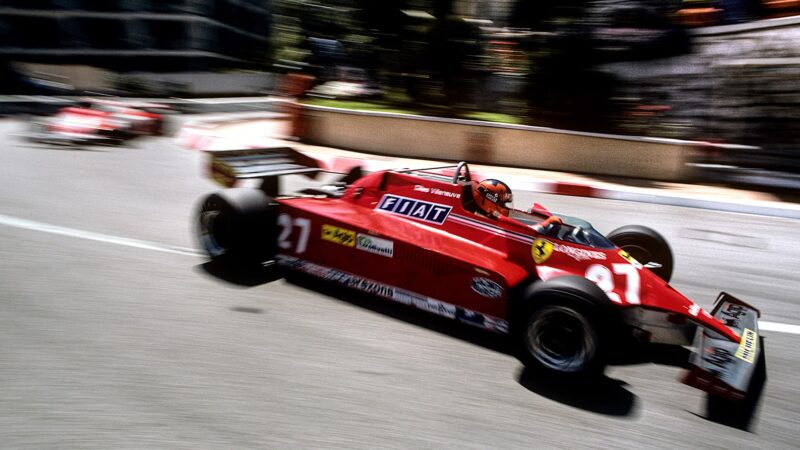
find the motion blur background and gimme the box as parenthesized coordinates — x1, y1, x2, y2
(2, 0, 800, 168)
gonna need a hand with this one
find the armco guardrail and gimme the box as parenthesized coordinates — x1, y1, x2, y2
(297, 105, 734, 182)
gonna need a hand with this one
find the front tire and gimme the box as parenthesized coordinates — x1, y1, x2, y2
(607, 224, 674, 283)
(514, 276, 613, 379)
(197, 188, 277, 265)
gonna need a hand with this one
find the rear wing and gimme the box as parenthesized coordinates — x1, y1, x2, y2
(682, 292, 762, 401)
(206, 146, 322, 188)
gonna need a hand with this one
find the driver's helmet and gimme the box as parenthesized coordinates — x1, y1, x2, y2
(472, 179, 513, 217)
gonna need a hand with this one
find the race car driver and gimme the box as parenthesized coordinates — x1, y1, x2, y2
(471, 178, 514, 218)
(471, 178, 564, 232)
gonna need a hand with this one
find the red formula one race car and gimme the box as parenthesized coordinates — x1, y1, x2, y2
(195, 147, 763, 402)
(27, 99, 171, 145)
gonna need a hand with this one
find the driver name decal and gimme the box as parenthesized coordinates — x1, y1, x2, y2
(376, 194, 452, 225)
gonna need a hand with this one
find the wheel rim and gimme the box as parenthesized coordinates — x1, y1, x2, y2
(525, 305, 597, 373)
(199, 204, 228, 258)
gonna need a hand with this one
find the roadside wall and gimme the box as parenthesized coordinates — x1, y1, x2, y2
(17, 63, 114, 92)
(120, 72, 277, 97)
(299, 105, 697, 181)
(14, 63, 278, 97)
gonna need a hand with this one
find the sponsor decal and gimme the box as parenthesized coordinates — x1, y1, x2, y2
(471, 277, 503, 299)
(457, 308, 485, 326)
(414, 296, 457, 318)
(455, 309, 508, 332)
(323, 266, 395, 297)
(703, 346, 733, 377)
(532, 239, 554, 264)
(484, 316, 510, 333)
(393, 288, 455, 318)
(356, 234, 394, 257)
(719, 303, 748, 329)
(618, 250, 643, 269)
(376, 194, 452, 225)
(392, 289, 420, 306)
(554, 242, 606, 262)
(321, 224, 356, 247)
(735, 328, 757, 364)
(456, 309, 509, 333)
(275, 255, 508, 333)
(533, 239, 605, 263)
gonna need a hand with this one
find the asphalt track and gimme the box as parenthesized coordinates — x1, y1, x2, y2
(1, 119, 799, 449)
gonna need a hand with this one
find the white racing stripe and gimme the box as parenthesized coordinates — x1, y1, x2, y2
(0, 213, 202, 257)
(1, 212, 800, 337)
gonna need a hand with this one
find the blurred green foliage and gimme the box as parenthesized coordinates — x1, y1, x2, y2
(271, 1, 691, 134)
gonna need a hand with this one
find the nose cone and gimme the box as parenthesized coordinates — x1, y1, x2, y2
(637, 269, 740, 342)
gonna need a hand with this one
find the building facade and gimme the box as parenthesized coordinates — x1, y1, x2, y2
(0, 0, 272, 71)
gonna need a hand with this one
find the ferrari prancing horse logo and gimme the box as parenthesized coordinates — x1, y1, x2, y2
(532, 239, 554, 264)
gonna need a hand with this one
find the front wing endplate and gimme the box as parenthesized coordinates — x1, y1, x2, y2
(682, 292, 762, 400)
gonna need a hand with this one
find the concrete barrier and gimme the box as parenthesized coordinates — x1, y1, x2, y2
(298, 105, 707, 181)
(120, 72, 278, 97)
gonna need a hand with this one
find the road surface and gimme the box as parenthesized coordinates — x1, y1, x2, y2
(0, 119, 798, 449)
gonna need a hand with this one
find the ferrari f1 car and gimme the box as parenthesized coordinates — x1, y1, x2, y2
(195, 147, 763, 401)
(26, 98, 170, 145)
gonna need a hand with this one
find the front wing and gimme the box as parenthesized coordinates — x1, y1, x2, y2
(682, 292, 762, 400)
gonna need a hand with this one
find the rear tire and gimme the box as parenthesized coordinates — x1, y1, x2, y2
(197, 188, 277, 265)
(607, 224, 673, 283)
(514, 276, 614, 379)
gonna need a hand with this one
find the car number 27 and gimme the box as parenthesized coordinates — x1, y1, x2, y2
(585, 264, 640, 304)
(277, 214, 311, 253)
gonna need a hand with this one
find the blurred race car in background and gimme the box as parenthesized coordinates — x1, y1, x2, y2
(25, 98, 172, 145)
(194, 147, 764, 406)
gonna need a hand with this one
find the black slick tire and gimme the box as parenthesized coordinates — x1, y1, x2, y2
(513, 276, 615, 379)
(197, 188, 277, 266)
(607, 224, 674, 283)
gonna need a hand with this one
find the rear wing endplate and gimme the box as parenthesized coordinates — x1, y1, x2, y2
(682, 292, 762, 400)
(206, 146, 321, 187)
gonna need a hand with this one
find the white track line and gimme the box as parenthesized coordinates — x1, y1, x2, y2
(759, 321, 800, 335)
(0, 214, 201, 257)
(0, 212, 798, 336)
